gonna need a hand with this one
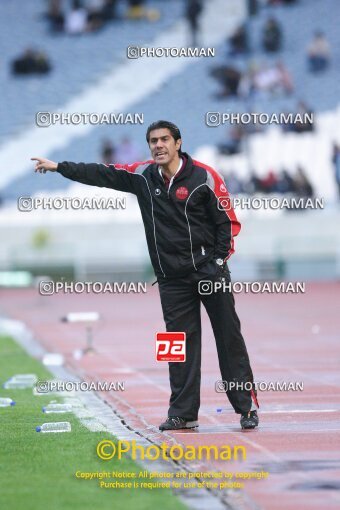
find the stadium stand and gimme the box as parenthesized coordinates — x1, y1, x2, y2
(1, 0, 339, 201)
(0, 0, 339, 281)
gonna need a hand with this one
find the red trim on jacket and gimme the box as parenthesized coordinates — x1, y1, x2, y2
(104, 160, 154, 172)
(192, 159, 241, 259)
(251, 389, 260, 409)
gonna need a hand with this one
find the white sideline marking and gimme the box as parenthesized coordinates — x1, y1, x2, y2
(217, 409, 340, 414)
(174, 429, 340, 434)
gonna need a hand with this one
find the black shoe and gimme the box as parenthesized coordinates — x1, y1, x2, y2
(240, 410, 259, 429)
(159, 416, 199, 431)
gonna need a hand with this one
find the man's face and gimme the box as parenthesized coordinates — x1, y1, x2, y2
(148, 128, 182, 166)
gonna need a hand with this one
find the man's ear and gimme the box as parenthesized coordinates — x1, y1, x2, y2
(176, 139, 182, 151)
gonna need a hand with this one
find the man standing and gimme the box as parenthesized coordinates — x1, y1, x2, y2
(185, 0, 203, 48)
(31, 120, 259, 430)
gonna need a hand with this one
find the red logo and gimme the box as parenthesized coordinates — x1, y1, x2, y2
(156, 332, 186, 362)
(175, 186, 189, 200)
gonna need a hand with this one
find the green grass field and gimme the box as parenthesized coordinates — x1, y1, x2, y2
(0, 335, 187, 510)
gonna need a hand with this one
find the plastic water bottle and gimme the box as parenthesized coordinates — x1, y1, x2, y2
(216, 408, 231, 414)
(36, 422, 71, 433)
(0, 398, 16, 407)
(63, 397, 83, 408)
(3, 374, 37, 389)
(42, 353, 64, 366)
(12, 374, 37, 381)
(42, 403, 72, 414)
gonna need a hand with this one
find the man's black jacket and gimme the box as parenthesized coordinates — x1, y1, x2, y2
(57, 152, 241, 278)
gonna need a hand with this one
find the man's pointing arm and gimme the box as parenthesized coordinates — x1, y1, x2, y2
(31, 156, 145, 194)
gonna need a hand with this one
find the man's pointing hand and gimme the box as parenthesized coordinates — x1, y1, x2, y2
(31, 157, 58, 173)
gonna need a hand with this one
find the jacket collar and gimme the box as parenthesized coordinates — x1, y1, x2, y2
(156, 151, 192, 176)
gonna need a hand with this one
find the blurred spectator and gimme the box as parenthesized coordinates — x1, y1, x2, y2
(228, 23, 249, 55)
(126, 0, 146, 20)
(218, 166, 314, 202)
(260, 170, 278, 193)
(115, 137, 140, 163)
(244, 114, 265, 135)
(247, 61, 293, 96)
(293, 166, 314, 197)
(12, 48, 51, 75)
(276, 60, 294, 94)
(101, 139, 116, 164)
(64, 0, 87, 35)
(225, 171, 243, 194)
(87, 0, 107, 30)
(307, 32, 330, 72)
(210, 65, 242, 98)
(332, 143, 340, 199)
(253, 63, 279, 92)
(243, 171, 262, 194)
(87, 0, 117, 27)
(126, 0, 160, 21)
(262, 17, 282, 52)
(186, 0, 203, 47)
(100, 0, 118, 21)
(218, 126, 244, 155)
(46, 0, 65, 33)
(238, 64, 256, 98)
(293, 101, 314, 133)
(276, 169, 295, 193)
(44, 0, 117, 33)
(247, 0, 259, 16)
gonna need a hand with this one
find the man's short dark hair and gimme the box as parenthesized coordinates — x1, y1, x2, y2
(146, 120, 182, 153)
